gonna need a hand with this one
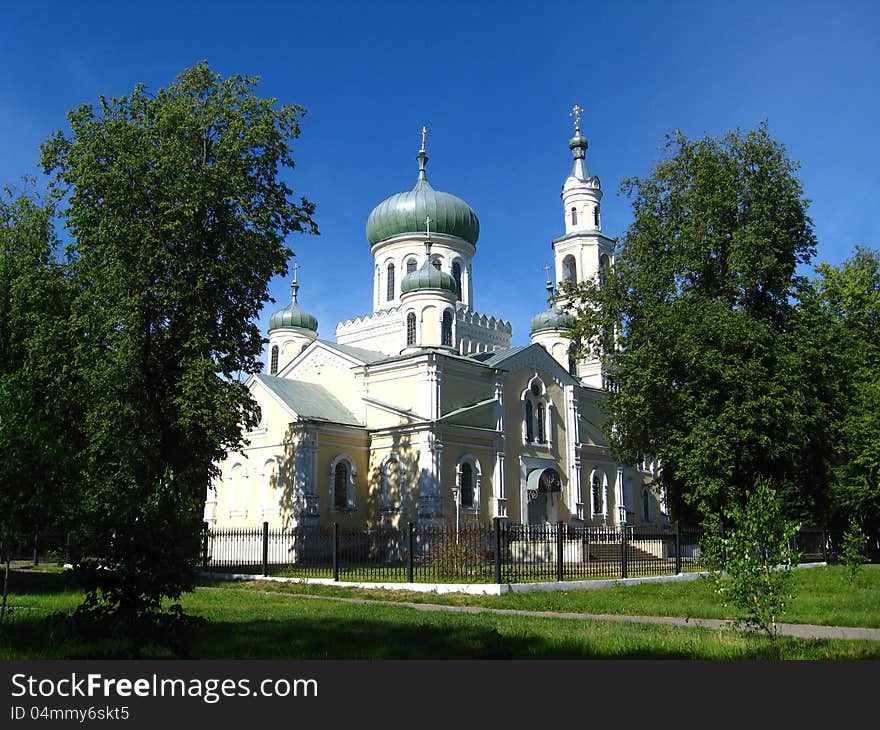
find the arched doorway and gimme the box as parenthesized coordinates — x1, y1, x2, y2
(526, 467, 562, 524)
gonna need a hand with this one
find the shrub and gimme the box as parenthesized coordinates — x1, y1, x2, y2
(701, 481, 800, 637)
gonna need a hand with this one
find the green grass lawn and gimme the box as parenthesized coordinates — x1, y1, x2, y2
(0, 566, 878, 660)
(236, 565, 880, 628)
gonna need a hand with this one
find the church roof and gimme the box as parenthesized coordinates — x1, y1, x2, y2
(254, 374, 362, 426)
(318, 340, 387, 364)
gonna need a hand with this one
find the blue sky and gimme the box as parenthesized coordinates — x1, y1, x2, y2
(2, 0, 878, 348)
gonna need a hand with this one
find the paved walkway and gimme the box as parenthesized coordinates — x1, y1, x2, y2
(226, 587, 880, 641)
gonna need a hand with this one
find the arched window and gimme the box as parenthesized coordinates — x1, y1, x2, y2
(229, 463, 246, 518)
(452, 261, 462, 301)
(536, 403, 546, 444)
(457, 456, 481, 513)
(562, 255, 577, 283)
(460, 462, 474, 509)
(431, 257, 442, 271)
(406, 312, 416, 346)
(386, 262, 395, 301)
(594, 206, 600, 227)
(329, 455, 356, 513)
(406, 258, 417, 274)
(591, 471, 603, 516)
(571, 207, 578, 226)
(334, 462, 349, 512)
(380, 454, 403, 514)
(599, 253, 610, 287)
(270, 345, 279, 375)
(642, 489, 652, 523)
(441, 310, 453, 347)
(525, 401, 534, 442)
(261, 459, 280, 516)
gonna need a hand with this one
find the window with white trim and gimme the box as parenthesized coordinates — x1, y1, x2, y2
(406, 257, 417, 274)
(270, 345, 279, 374)
(452, 261, 462, 301)
(406, 311, 417, 346)
(386, 262, 395, 301)
(456, 455, 482, 513)
(228, 462, 247, 519)
(562, 255, 577, 283)
(590, 469, 607, 518)
(329, 455, 356, 513)
(260, 458, 280, 516)
(380, 455, 402, 513)
(522, 377, 551, 446)
(441, 309, 453, 347)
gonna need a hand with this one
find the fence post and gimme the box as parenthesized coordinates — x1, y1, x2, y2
(262, 521, 269, 577)
(65, 531, 71, 567)
(202, 521, 209, 572)
(556, 521, 565, 582)
(332, 522, 340, 582)
(675, 520, 682, 575)
(407, 521, 414, 584)
(821, 526, 828, 564)
(493, 517, 503, 584)
(620, 523, 628, 579)
(33, 530, 39, 567)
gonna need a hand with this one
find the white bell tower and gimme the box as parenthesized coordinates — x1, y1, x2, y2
(553, 105, 615, 387)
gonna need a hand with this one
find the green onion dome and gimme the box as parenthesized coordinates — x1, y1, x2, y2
(401, 243, 457, 294)
(366, 149, 480, 246)
(268, 282, 318, 332)
(530, 306, 575, 334)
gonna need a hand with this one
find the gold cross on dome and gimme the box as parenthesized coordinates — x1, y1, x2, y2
(570, 104, 583, 133)
(293, 261, 301, 283)
(543, 263, 552, 282)
(425, 215, 432, 238)
(420, 125, 428, 152)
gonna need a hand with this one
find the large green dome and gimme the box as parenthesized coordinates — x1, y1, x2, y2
(268, 283, 318, 332)
(530, 306, 575, 334)
(366, 150, 480, 246)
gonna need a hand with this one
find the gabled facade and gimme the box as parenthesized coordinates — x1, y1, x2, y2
(206, 117, 666, 531)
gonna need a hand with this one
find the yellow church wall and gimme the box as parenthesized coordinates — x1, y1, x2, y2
(363, 431, 422, 528)
(438, 429, 497, 523)
(209, 379, 297, 528)
(312, 428, 371, 527)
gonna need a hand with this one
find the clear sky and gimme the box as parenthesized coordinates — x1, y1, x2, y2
(2, 0, 878, 348)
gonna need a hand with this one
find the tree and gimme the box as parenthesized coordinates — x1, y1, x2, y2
(0, 185, 77, 624)
(701, 481, 800, 638)
(811, 248, 880, 537)
(565, 124, 821, 522)
(40, 61, 317, 636)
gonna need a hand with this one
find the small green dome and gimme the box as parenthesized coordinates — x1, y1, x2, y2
(530, 306, 575, 334)
(401, 258, 457, 295)
(268, 283, 318, 332)
(366, 150, 480, 246)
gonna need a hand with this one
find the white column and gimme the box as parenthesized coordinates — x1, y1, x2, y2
(615, 465, 626, 525)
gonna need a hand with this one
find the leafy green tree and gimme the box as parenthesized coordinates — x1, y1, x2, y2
(565, 124, 821, 522)
(0, 185, 77, 624)
(701, 481, 800, 638)
(811, 248, 880, 536)
(839, 518, 866, 583)
(40, 61, 317, 634)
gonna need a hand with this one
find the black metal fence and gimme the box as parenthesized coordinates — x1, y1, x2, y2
(203, 520, 779, 584)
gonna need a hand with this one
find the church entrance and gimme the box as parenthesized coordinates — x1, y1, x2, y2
(525, 467, 562, 524)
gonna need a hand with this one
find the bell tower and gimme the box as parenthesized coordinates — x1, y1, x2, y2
(553, 105, 614, 293)
(552, 106, 615, 387)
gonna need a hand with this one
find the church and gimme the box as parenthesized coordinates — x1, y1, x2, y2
(203, 112, 665, 532)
